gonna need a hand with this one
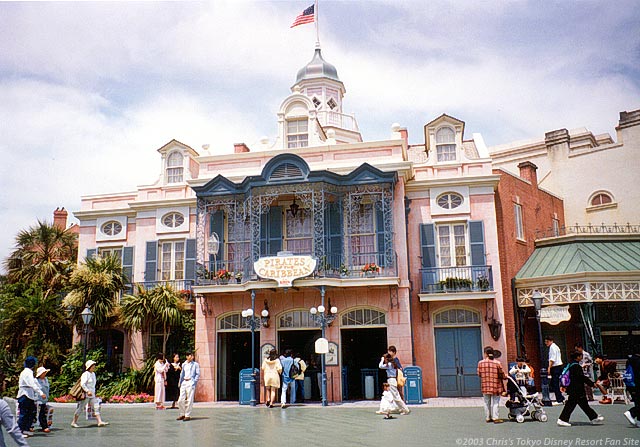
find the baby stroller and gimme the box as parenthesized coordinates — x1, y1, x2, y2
(505, 376, 548, 423)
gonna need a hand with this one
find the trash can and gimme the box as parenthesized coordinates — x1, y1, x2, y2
(239, 368, 259, 405)
(360, 368, 379, 400)
(403, 366, 423, 405)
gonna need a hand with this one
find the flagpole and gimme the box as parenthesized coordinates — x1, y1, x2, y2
(315, 0, 320, 48)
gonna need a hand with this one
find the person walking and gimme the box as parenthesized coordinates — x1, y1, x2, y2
(153, 353, 169, 410)
(261, 349, 282, 408)
(279, 350, 294, 408)
(544, 335, 565, 405)
(477, 347, 505, 424)
(375, 383, 398, 419)
(176, 352, 200, 421)
(0, 398, 29, 447)
(71, 360, 109, 428)
(378, 353, 410, 415)
(16, 356, 45, 438)
(574, 343, 594, 401)
(35, 367, 51, 433)
(166, 353, 181, 409)
(556, 351, 604, 427)
(291, 353, 306, 405)
(387, 346, 405, 401)
(623, 352, 640, 428)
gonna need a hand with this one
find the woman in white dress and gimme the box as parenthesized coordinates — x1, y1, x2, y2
(154, 353, 169, 409)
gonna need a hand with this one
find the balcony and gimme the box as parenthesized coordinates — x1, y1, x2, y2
(131, 279, 195, 304)
(420, 265, 494, 294)
(316, 110, 359, 132)
(195, 251, 398, 288)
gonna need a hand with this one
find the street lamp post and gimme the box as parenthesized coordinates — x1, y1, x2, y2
(81, 305, 94, 364)
(532, 291, 551, 406)
(242, 290, 269, 407)
(309, 286, 337, 407)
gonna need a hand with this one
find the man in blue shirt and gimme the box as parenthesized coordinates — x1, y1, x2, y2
(176, 352, 200, 421)
(279, 350, 294, 408)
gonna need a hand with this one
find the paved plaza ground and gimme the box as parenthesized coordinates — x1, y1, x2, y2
(10, 400, 639, 447)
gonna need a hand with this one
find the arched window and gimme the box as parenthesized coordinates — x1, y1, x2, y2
(590, 192, 613, 206)
(278, 310, 320, 329)
(434, 308, 480, 326)
(218, 312, 248, 331)
(435, 127, 456, 162)
(341, 308, 386, 327)
(166, 152, 184, 183)
(436, 192, 464, 210)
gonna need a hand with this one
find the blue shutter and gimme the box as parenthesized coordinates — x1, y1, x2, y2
(122, 247, 134, 291)
(86, 248, 96, 260)
(419, 224, 436, 268)
(469, 221, 486, 266)
(325, 202, 343, 266)
(185, 238, 197, 281)
(144, 241, 157, 282)
(268, 206, 283, 255)
(209, 210, 224, 271)
(375, 206, 386, 267)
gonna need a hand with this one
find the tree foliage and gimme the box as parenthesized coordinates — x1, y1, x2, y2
(4, 220, 77, 296)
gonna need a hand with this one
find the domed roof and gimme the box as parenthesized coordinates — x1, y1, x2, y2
(295, 48, 341, 84)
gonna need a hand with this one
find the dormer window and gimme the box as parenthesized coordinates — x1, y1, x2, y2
(436, 127, 456, 162)
(287, 119, 308, 149)
(166, 152, 184, 183)
(312, 97, 321, 108)
(327, 98, 337, 110)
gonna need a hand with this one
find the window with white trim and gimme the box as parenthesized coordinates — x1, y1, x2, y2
(98, 247, 123, 259)
(436, 192, 464, 210)
(287, 119, 308, 149)
(101, 221, 122, 236)
(162, 212, 185, 228)
(434, 308, 480, 326)
(160, 240, 184, 281)
(514, 204, 524, 240)
(435, 127, 456, 162)
(285, 208, 312, 254)
(341, 308, 386, 327)
(552, 218, 560, 236)
(590, 192, 613, 206)
(436, 223, 467, 267)
(166, 152, 184, 183)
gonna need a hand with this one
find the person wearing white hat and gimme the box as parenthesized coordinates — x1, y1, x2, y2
(35, 366, 51, 433)
(71, 360, 109, 428)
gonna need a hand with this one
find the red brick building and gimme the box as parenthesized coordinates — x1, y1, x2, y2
(493, 162, 564, 368)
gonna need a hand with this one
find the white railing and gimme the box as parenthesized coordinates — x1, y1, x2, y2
(316, 111, 359, 132)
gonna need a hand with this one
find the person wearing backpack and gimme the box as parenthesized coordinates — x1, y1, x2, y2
(557, 351, 604, 427)
(291, 353, 306, 404)
(279, 350, 295, 408)
(623, 352, 640, 427)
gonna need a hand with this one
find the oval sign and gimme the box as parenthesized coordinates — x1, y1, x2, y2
(253, 255, 317, 287)
(540, 305, 571, 325)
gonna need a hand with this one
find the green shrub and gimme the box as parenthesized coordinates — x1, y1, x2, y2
(49, 344, 116, 398)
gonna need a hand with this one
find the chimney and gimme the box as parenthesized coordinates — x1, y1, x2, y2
(233, 143, 250, 153)
(53, 207, 68, 229)
(517, 161, 538, 189)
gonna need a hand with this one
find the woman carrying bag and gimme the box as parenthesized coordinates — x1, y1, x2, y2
(71, 360, 109, 428)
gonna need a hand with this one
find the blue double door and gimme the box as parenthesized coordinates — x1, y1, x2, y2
(435, 327, 482, 397)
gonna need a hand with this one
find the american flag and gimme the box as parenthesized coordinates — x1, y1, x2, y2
(291, 5, 314, 28)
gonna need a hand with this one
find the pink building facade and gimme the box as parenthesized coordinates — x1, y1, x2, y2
(74, 47, 507, 401)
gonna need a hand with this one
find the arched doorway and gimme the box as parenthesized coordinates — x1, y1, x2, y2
(433, 307, 482, 397)
(277, 309, 322, 400)
(340, 307, 387, 400)
(217, 312, 260, 401)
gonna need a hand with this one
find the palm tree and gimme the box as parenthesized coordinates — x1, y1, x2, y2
(0, 283, 72, 371)
(63, 253, 126, 328)
(4, 220, 77, 296)
(120, 285, 184, 354)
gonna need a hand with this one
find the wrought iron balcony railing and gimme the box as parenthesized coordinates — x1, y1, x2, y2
(131, 279, 195, 303)
(195, 251, 398, 286)
(420, 265, 493, 294)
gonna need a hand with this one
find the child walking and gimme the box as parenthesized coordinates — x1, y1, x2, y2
(375, 383, 398, 419)
(35, 366, 51, 433)
(557, 351, 604, 427)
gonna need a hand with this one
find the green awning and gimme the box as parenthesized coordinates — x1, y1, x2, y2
(516, 240, 640, 279)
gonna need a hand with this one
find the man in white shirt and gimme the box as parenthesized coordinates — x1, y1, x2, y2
(176, 352, 200, 421)
(16, 356, 46, 437)
(545, 336, 565, 405)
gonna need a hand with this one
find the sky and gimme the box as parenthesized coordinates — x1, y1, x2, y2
(1, 0, 639, 269)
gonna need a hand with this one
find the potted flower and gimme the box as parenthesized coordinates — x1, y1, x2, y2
(361, 263, 380, 277)
(476, 275, 490, 291)
(179, 289, 192, 301)
(216, 269, 232, 284)
(339, 264, 349, 277)
(235, 272, 243, 283)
